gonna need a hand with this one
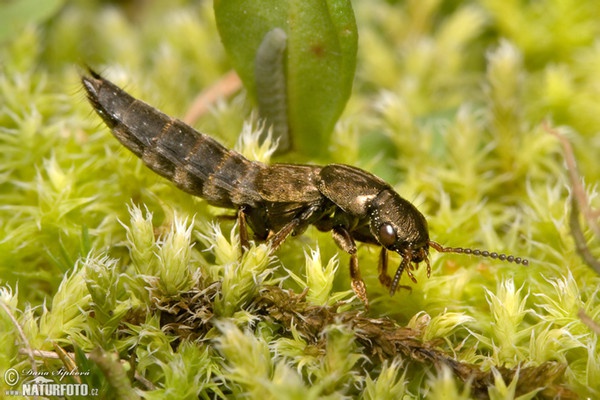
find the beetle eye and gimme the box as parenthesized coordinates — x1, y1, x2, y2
(379, 223, 397, 247)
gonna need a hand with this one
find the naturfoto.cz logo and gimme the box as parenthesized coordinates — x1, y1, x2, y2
(3, 367, 97, 397)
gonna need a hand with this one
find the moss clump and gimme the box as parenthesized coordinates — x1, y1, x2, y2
(1, 0, 599, 398)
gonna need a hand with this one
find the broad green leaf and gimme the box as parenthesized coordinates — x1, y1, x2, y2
(0, 0, 65, 42)
(214, 0, 358, 158)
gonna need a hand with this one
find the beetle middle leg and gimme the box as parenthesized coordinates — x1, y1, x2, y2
(332, 226, 368, 307)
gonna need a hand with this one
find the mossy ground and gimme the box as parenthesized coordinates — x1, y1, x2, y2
(1, 0, 599, 398)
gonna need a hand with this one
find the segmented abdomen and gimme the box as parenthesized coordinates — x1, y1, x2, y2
(82, 70, 263, 208)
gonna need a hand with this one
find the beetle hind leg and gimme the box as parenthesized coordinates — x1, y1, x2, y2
(266, 203, 322, 253)
(237, 207, 250, 254)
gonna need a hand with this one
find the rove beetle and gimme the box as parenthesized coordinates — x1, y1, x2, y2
(82, 70, 528, 306)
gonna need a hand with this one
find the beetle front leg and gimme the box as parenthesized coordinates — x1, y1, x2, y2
(332, 226, 368, 307)
(378, 247, 392, 288)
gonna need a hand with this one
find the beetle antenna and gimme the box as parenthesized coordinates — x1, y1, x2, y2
(428, 240, 529, 266)
(390, 255, 411, 296)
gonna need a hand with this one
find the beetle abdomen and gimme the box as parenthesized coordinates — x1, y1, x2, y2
(82, 70, 262, 207)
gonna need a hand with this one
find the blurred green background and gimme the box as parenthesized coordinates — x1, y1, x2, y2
(1, 0, 599, 398)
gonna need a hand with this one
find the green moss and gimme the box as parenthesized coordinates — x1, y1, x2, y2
(1, 0, 599, 398)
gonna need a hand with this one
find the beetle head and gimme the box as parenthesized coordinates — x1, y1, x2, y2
(368, 189, 432, 285)
(368, 189, 529, 296)
(369, 190, 430, 249)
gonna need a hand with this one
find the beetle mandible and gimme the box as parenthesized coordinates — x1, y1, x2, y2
(82, 70, 528, 306)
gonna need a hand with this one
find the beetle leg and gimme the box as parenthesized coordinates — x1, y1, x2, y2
(378, 248, 392, 288)
(268, 204, 320, 253)
(404, 267, 418, 284)
(237, 206, 250, 254)
(332, 226, 368, 307)
(349, 253, 368, 308)
(268, 219, 300, 252)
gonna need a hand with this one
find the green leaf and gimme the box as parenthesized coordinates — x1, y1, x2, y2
(0, 0, 65, 42)
(214, 0, 358, 158)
